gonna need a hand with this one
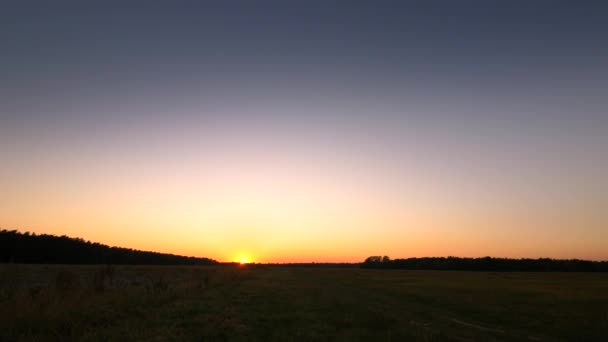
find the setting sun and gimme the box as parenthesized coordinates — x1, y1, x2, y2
(237, 255, 252, 265)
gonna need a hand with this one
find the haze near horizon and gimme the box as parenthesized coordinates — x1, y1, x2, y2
(1, 1, 607, 262)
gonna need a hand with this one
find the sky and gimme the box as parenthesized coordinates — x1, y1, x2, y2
(1, 1, 607, 262)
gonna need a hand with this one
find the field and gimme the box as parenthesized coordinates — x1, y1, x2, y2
(1, 264, 607, 341)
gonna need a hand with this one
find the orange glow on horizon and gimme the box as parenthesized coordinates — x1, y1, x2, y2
(236, 254, 252, 265)
(1, 133, 607, 262)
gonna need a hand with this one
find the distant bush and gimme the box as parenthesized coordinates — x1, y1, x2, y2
(361, 256, 608, 272)
(0, 229, 218, 265)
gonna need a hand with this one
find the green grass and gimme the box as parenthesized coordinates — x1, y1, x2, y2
(1, 264, 607, 341)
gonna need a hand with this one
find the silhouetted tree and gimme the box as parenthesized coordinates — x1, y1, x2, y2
(364, 256, 383, 264)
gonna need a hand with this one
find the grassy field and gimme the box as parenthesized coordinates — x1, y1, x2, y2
(1, 264, 607, 341)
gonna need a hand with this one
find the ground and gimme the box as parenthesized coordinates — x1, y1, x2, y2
(1, 264, 607, 341)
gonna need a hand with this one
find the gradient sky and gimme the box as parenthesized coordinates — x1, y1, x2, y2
(1, 1, 607, 262)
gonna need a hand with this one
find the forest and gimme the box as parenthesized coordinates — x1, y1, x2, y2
(362, 255, 608, 272)
(0, 229, 217, 265)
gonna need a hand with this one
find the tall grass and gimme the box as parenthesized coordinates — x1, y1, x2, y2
(1, 265, 607, 341)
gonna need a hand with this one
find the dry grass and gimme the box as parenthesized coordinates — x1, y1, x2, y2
(1, 264, 607, 341)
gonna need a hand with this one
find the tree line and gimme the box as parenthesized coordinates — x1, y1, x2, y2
(0, 229, 218, 265)
(362, 256, 608, 272)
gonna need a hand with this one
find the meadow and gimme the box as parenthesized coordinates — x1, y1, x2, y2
(1, 264, 607, 341)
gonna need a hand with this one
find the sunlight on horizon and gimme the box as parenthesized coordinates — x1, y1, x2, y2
(237, 254, 253, 265)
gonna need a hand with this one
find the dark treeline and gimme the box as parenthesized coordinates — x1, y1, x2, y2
(362, 256, 608, 272)
(259, 263, 358, 268)
(0, 229, 218, 265)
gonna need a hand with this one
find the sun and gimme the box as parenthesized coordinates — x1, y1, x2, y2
(237, 255, 252, 265)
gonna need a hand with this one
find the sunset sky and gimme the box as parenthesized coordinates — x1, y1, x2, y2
(1, 1, 607, 262)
